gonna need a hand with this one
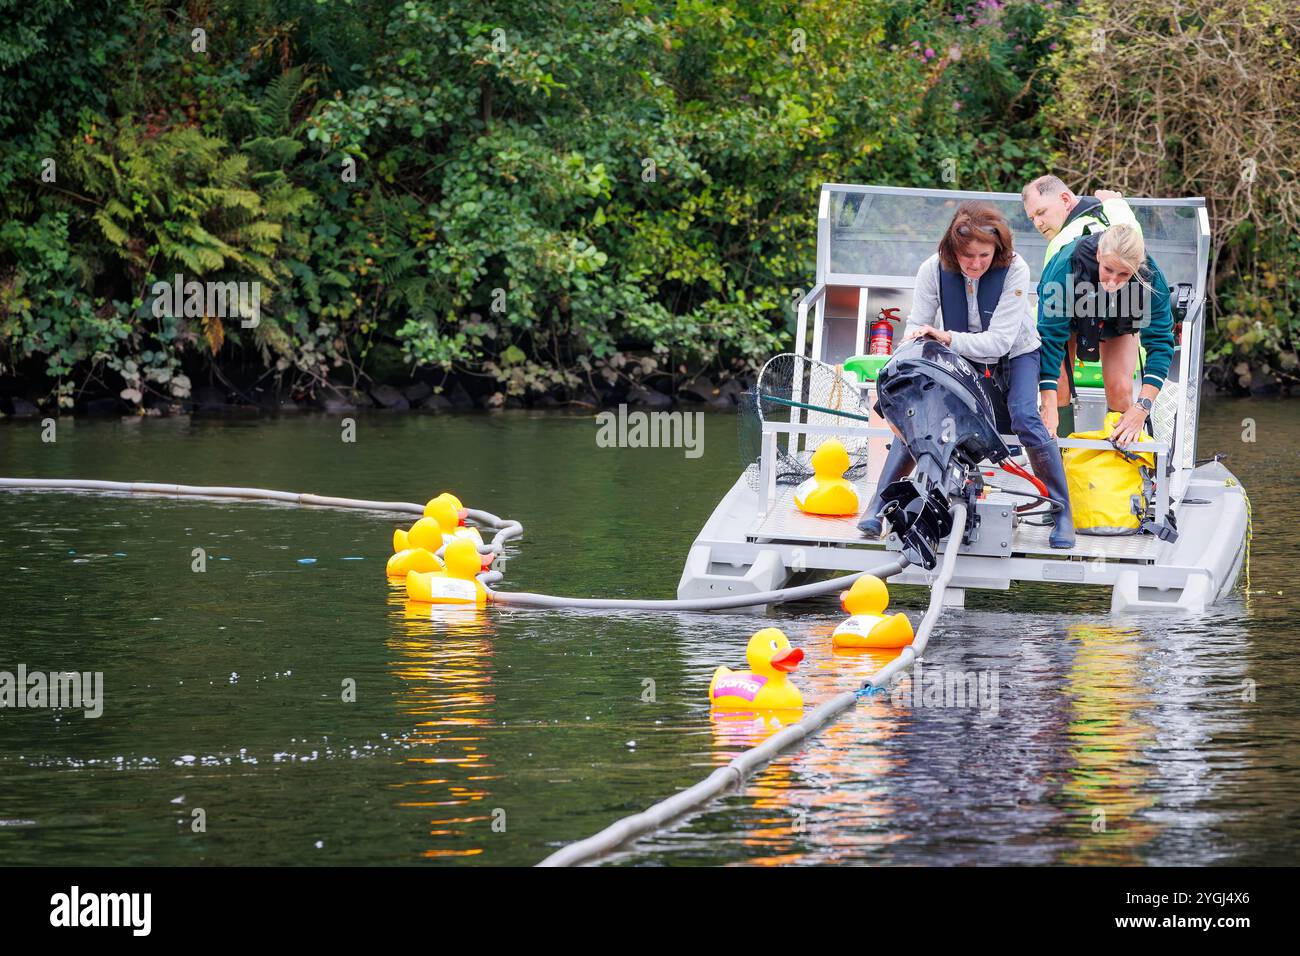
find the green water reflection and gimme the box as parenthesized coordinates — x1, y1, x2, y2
(0, 400, 1296, 865)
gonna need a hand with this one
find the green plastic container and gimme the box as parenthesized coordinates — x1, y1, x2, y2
(842, 353, 891, 383)
(846, 346, 1147, 387)
(1071, 358, 1106, 388)
(1070, 345, 1147, 388)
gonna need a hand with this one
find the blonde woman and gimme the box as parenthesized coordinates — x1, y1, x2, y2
(1036, 222, 1176, 449)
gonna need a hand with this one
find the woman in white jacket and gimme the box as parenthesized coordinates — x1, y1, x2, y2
(858, 201, 1074, 548)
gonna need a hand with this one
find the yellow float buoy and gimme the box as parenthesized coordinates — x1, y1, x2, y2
(425, 497, 484, 547)
(405, 516, 446, 552)
(709, 628, 804, 711)
(385, 547, 443, 579)
(793, 440, 860, 515)
(405, 539, 489, 607)
(426, 491, 466, 520)
(831, 575, 914, 648)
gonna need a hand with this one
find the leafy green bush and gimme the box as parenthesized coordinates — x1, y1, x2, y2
(1, 0, 1292, 409)
(1047, 0, 1300, 382)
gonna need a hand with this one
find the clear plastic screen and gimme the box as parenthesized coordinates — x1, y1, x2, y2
(825, 187, 1203, 288)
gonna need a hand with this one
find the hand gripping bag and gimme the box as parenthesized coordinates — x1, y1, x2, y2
(1063, 410, 1156, 535)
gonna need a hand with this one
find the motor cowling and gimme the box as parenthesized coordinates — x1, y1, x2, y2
(871, 339, 1011, 568)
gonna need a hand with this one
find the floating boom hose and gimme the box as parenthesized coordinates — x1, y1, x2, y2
(535, 502, 965, 867)
(0, 477, 427, 516)
(3, 476, 962, 864)
(459, 506, 911, 612)
(482, 564, 906, 612)
(0, 479, 904, 613)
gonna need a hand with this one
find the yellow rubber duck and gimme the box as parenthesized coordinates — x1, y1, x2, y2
(425, 497, 485, 547)
(793, 439, 860, 516)
(709, 628, 804, 711)
(405, 539, 489, 607)
(385, 546, 443, 579)
(391, 492, 477, 551)
(397, 515, 491, 569)
(831, 575, 914, 649)
(394, 516, 442, 553)
(427, 491, 466, 519)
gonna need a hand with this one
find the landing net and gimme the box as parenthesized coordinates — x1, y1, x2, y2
(738, 354, 875, 491)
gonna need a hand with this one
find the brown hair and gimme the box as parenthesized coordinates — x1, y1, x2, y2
(937, 201, 1014, 273)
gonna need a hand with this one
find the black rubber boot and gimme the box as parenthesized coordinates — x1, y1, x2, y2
(857, 441, 915, 538)
(1025, 440, 1076, 549)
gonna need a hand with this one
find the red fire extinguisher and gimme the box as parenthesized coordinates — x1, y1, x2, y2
(870, 308, 900, 356)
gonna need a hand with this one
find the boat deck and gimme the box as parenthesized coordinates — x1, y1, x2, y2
(748, 477, 1161, 563)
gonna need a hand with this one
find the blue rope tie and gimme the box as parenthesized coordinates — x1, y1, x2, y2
(856, 684, 888, 700)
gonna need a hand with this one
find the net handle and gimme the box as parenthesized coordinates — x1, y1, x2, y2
(757, 392, 875, 425)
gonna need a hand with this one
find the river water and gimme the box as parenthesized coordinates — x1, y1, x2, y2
(0, 397, 1296, 865)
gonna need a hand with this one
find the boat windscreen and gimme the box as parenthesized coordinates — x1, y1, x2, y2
(825, 188, 1204, 289)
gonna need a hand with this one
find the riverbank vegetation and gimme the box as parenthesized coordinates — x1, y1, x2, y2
(1, 0, 1295, 415)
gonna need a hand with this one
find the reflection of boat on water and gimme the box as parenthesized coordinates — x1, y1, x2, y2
(1050, 613, 1249, 864)
(669, 608, 1252, 864)
(723, 715, 909, 867)
(679, 184, 1247, 615)
(699, 623, 909, 864)
(1052, 622, 1161, 864)
(384, 590, 498, 860)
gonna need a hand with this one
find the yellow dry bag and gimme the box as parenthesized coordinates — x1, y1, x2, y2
(1062, 411, 1156, 535)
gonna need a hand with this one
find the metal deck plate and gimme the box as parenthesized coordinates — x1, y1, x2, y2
(749, 481, 1159, 563)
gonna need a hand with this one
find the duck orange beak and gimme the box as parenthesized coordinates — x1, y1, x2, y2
(771, 647, 803, 673)
(839, 590, 849, 613)
(457, 508, 468, 524)
(480, 553, 494, 571)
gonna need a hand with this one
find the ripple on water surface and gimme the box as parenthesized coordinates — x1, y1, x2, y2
(0, 404, 1296, 865)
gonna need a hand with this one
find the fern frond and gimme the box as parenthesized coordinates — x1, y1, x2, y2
(214, 154, 250, 186)
(260, 66, 306, 134)
(94, 210, 130, 248)
(255, 315, 293, 358)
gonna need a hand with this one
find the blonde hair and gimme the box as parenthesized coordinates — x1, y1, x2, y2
(1097, 223, 1146, 275)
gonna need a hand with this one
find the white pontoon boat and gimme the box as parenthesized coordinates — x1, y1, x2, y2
(678, 184, 1248, 613)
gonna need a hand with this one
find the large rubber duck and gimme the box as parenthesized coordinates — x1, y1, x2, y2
(793, 439, 860, 516)
(385, 546, 443, 579)
(428, 491, 467, 520)
(406, 538, 489, 607)
(394, 514, 491, 573)
(709, 628, 804, 711)
(396, 516, 445, 552)
(391, 491, 479, 552)
(425, 497, 485, 547)
(831, 575, 914, 649)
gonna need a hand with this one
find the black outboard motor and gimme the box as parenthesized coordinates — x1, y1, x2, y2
(873, 338, 1012, 569)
